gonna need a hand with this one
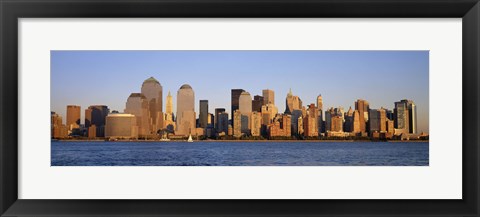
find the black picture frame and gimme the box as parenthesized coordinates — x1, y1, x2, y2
(1, 0, 479, 216)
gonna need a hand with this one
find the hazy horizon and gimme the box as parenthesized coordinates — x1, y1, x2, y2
(51, 50, 429, 133)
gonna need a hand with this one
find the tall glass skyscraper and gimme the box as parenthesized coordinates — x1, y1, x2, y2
(407, 100, 417, 134)
(394, 99, 417, 134)
(199, 100, 208, 128)
(394, 100, 410, 134)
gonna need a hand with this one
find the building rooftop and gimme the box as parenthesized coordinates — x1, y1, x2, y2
(129, 93, 146, 99)
(180, 84, 192, 90)
(107, 113, 135, 117)
(143, 76, 160, 85)
(287, 88, 293, 97)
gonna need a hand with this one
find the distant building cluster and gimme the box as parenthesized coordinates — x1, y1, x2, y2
(51, 76, 427, 140)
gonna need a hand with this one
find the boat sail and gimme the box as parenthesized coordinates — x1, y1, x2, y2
(187, 134, 193, 142)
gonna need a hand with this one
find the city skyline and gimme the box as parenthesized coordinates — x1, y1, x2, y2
(51, 50, 429, 133)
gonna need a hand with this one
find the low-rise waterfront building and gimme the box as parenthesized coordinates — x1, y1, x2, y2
(105, 113, 138, 139)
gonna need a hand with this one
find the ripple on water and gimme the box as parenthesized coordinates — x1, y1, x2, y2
(51, 141, 429, 166)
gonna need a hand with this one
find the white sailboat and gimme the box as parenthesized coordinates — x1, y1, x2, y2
(187, 134, 193, 142)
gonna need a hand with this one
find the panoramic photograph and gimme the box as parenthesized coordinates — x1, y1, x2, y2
(51, 50, 429, 166)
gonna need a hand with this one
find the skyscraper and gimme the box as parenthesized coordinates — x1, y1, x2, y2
(208, 113, 215, 128)
(231, 89, 245, 119)
(317, 94, 323, 134)
(325, 107, 334, 132)
(51, 112, 68, 138)
(51, 112, 62, 134)
(394, 100, 410, 135)
(141, 77, 163, 134)
(66, 105, 81, 130)
(176, 84, 195, 136)
(307, 103, 317, 120)
(233, 110, 242, 137)
(352, 110, 361, 133)
(239, 92, 252, 115)
(214, 108, 226, 130)
(261, 103, 278, 136)
(262, 89, 275, 105)
(385, 109, 394, 121)
(252, 95, 264, 112)
(199, 100, 208, 128)
(355, 99, 369, 133)
(316, 95, 323, 111)
(379, 108, 387, 132)
(291, 110, 303, 136)
(344, 107, 354, 132)
(125, 94, 150, 136)
(239, 92, 252, 134)
(259, 89, 279, 134)
(406, 100, 417, 134)
(261, 104, 276, 124)
(164, 91, 175, 131)
(297, 116, 304, 135)
(166, 91, 174, 116)
(304, 104, 318, 136)
(394, 99, 417, 134)
(86, 105, 109, 137)
(85, 105, 109, 127)
(331, 116, 343, 132)
(303, 115, 317, 137)
(369, 109, 381, 132)
(334, 107, 344, 121)
(285, 89, 302, 114)
(386, 119, 395, 135)
(250, 111, 262, 136)
(84, 108, 92, 128)
(217, 112, 229, 134)
(269, 114, 291, 137)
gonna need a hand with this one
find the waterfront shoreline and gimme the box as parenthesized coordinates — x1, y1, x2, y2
(53, 139, 429, 143)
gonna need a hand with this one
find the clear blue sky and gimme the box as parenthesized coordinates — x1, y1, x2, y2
(51, 50, 429, 133)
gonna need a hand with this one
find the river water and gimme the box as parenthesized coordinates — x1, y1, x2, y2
(51, 141, 428, 166)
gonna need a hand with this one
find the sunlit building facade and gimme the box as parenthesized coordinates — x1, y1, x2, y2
(231, 89, 245, 119)
(262, 89, 275, 105)
(141, 77, 163, 134)
(125, 94, 150, 136)
(105, 113, 138, 139)
(176, 84, 195, 136)
(285, 89, 302, 114)
(355, 99, 369, 133)
(66, 105, 81, 130)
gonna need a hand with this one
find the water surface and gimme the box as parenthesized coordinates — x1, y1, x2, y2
(51, 141, 429, 166)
